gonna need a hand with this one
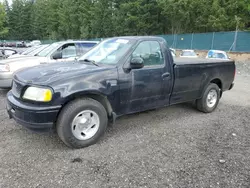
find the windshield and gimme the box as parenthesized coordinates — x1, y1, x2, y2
(28, 45, 50, 56)
(210, 52, 228, 59)
(22, 46, 40, 55)
(181, 51, 196, 56)
(37, 43, 61, 57)
(79, 38, 133, 65)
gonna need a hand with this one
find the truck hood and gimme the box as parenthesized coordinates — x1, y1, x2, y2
(14, 61, 113, 85)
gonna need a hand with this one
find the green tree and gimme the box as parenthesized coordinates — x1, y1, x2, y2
(7, 0, 33, 40)
(31, 0, 49, 39)
(114, 0, 163, 36)
(79, 0, 95, 39)
(89, 0, 115, 38)
(4, 0, 250, 40)
(0, 2, 8, 38)
(57, 0, 82, 39)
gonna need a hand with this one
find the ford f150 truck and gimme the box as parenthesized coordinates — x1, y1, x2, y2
(6, 36, 235, 148)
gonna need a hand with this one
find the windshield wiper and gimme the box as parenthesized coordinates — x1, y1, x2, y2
(81, 59, 99, 67)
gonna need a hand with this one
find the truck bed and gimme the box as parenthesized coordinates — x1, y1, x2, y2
(171, 57, 235, 105)
(174, 57, 233, 65)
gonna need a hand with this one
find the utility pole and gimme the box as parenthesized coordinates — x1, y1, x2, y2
(211, 32, 215, 49)
(233, 16, 241, 51)
(191, 33, 194, 49)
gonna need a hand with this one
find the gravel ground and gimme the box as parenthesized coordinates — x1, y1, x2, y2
(0, 62, 250, 188)
(236, 61, 250, 76)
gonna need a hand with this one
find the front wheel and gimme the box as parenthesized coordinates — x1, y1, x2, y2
(56, 98, 108, 148)
(196, 83, 220, 113)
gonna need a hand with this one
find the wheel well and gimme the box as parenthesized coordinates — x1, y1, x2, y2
(64, 93, 113, 117)
(210, 78, 222, 89)
(210, 78, 222, 96)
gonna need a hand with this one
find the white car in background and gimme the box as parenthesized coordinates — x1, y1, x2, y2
(8, 45, 49, 59)
(180, 50, 198, 58)
(26, 40, 42, 47)
(206, 50, 230, 60)
(0, 40, 99, 88)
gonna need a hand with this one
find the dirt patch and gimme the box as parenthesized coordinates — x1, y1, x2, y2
(236, 61, 250, 76)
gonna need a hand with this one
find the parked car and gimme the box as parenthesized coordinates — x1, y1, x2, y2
(25, 42, 32, 47)
(0, 47, 18, 59)
(4, 42, 16, 47)
(0, 41, 98, 88)
(180, 50, 198, 58)
(8, 44, 49, 59)
(26, 40, 42, 47)
(16, 41, 26, 48)
(206, 50, 230, 60)
(6, 36, 235, 148)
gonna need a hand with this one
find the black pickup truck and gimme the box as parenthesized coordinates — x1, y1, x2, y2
(7, 36, 235, 148)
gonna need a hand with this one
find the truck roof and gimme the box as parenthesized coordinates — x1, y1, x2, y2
(107, 36, 165, 41)
(54, 40, 99, 45)
(174, 57, 233, 65)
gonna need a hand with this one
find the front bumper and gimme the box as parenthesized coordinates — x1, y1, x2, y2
(6, 91, 61, 132)
(0, 72, 13, 88)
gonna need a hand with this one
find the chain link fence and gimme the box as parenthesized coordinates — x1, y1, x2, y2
(1, 31, 250, 52)
(159, 31, 250, 52)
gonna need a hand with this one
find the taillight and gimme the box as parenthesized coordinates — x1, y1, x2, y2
(234, 68, 236, 79)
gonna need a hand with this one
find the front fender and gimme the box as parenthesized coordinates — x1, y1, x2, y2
(53, 80, 119, 113)
(51, 67, 119, 112)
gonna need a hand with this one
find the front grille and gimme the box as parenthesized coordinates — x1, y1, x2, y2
(12, 81, 24, 98)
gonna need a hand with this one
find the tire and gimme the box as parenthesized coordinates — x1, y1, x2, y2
(196, 83, 220, 113)
(56, 98, 108, 149)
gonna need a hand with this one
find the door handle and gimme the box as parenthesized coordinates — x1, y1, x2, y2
(162, 72, 170, 79)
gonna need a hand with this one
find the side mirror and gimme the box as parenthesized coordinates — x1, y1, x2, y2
(52, 51, 62, 60)
(130, 57, 144, 69)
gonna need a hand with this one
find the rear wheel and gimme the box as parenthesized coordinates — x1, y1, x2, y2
(196, 83, 220, 113)
(56, 98, 108, 148)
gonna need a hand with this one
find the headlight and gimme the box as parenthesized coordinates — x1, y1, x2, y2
(23, 87, 53, 102)
(0, 64, 10, 72)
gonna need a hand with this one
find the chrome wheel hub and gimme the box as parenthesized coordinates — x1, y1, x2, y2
(206, 89, 218, 108)
(71, 110, 100, 140)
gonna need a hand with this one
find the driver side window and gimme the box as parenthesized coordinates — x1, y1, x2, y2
(61, 44, 76, 58)
(132, 41, 164, 66)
